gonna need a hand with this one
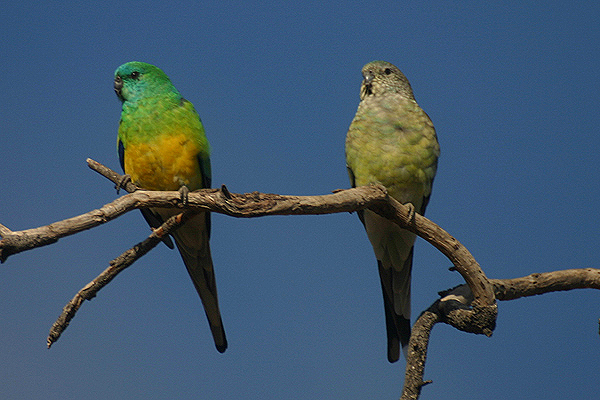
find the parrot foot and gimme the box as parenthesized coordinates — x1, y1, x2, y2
(178, 185, 190, 207)
(115, 174, 132, 194)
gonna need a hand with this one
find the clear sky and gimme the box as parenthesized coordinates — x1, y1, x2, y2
(2, 2, 599, 399)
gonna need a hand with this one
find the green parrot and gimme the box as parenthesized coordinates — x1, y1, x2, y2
(114, 61, 227, 353)
(345, 61, 439, 363)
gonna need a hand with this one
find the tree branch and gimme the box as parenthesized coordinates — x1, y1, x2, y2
(46, 159, 201, 348)
(47, 211, 195, 348)
(0, 174, 388, 263)
(400, 269, 600, 399)
(0, 159, 495, 366)
(2, 160, 496, 311)
(491, 268, 600, 300)
(401, 306, 439, 400)
(2, 159, 598, 400)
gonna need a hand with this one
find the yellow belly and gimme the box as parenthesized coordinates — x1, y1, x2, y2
(124, 132, 204, 191)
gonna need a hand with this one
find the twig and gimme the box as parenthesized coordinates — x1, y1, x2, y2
(87, 158, 138, 194)
(47, 211, 194, 348)
(0, 223, 12, 236)
(492, 268, 600, 300)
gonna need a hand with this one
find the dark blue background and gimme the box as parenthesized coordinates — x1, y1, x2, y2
(2, 2, 599, 399)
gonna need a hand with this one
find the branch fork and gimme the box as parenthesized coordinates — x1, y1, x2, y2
(1, 158, 598, 400)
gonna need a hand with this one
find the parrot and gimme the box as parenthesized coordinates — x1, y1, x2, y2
(113, 61, 227, 353)
(345, 60, 439, 363)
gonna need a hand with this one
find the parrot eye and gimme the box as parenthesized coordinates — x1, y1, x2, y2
(130, 71, 140, 80)
(384, 68, 392, 75)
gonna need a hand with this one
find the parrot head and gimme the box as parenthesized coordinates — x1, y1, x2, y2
(360, 60, 415, 101)
(114, 61, 179, 103)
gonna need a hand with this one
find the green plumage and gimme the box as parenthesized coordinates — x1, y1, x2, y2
(114, 62, 226, 353)
(345, 61, 439, 363)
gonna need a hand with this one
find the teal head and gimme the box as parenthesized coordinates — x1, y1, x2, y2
(114, 61, 179, 103)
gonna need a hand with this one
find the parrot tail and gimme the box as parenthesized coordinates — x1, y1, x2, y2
(363, 210, 415, 363)
(378, 254, 412, 363)
(160, 209, 228, 353)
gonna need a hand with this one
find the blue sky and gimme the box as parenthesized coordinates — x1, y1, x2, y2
(2, 2, 599, 399)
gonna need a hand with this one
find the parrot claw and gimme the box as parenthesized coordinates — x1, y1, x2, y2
(179, 185, 190, 207)
(115, 174, 132, 194)
(220, 184, 232, 200)
(405, 203, 416, 222)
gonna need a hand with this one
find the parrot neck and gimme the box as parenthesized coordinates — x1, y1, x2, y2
(121, 92, 181, 114)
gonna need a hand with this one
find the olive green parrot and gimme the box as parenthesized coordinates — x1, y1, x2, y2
(345, 60, 439, 363)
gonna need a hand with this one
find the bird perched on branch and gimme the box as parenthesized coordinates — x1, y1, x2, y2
(114, 61, 227, 353)
(345, 60, 440, 363)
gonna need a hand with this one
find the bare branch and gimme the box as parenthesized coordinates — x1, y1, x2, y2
(401, 284, 480, 399)
(88, 159, 496, 313)
(492, 268, 600, 300)
(46, 160, 202, 348)
(0, 177, 388, 263)
(3, 159, 598, 400)
(47, 211, 195, 348)
(372, 197, 496, 309)
(0, 223, 12, 236)
(400, 269, 600, 398)
(401, 307, 439, 400)
(1, 159, 497, 349)
(87, 158, 138, 194)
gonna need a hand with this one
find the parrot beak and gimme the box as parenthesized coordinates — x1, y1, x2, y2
(360, 70, 375, 99)
(114, 75, 124, 99)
